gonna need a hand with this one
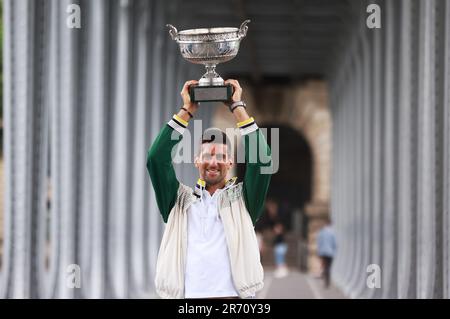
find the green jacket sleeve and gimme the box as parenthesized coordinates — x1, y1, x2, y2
(146, 124, 182, 223)
(242, 128, 273, 225)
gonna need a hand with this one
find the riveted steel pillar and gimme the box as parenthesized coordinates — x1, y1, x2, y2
(2, 0, 47, 298)
(397, 0, 419, 299)
(381, 0, 399, 299)
(444, 0, 450, 300)
(433, 0, 448, 299)
(416, 0, 442, 299)
(369, 3, 385, 298)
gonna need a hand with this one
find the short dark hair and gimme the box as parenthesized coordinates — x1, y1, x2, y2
(201, 128, 231, 147)
(198, 128, 232, 157)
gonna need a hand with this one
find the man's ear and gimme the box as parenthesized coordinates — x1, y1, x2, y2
(227, 156, 234, 168)
(194, 155, 200, 168)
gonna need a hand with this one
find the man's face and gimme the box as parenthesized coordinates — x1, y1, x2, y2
(195, 143, 233, 186)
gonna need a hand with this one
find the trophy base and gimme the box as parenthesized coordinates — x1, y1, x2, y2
(189, 84, 234, 103)
(199, 76, 224, 86)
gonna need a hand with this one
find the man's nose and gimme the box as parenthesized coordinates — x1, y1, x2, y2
(209, 156, 218, 166)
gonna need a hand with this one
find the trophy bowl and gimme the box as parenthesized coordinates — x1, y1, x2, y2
(167, 20, 250, 87)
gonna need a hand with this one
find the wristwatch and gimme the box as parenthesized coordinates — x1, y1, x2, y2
(229, 101, 247, 113)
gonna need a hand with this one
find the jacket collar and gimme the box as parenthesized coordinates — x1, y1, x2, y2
(193, 177, 237, 199)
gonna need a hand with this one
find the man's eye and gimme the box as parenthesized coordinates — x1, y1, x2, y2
(216, 154, 225, 161)
(203, 154, 211, 160)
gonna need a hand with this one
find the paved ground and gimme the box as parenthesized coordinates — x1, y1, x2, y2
(257, 267, 347, 299)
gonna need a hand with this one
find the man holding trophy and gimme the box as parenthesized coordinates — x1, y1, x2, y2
(147, 21, 272, 299)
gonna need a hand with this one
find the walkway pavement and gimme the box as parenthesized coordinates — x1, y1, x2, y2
(257, 268, 347, 299)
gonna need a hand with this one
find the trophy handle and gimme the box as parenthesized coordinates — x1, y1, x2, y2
(238, 19, 251, 39)
(166, 24, 179, 41)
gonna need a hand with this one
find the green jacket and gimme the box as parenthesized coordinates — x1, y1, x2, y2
(147, 115, 272, 225)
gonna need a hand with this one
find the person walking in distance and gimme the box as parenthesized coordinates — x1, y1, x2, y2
(273, 222, 289, 278)
(317, 218, 337, 288)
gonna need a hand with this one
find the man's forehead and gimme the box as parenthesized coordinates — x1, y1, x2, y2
(200, 143, 228, 154)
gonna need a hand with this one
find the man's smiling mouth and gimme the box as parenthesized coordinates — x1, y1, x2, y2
(206, 169, 219, 175)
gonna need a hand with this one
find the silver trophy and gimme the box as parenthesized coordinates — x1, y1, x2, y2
(166, 20, 250, 102)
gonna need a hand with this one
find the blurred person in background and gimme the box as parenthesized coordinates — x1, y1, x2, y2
(317, 218, 337, 288)
(273, 222, 289, 278)
(254, 198, 277, 256)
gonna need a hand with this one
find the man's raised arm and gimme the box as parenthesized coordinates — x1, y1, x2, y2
(146, 80, 199, 222)
(225, 80, 273, 225)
